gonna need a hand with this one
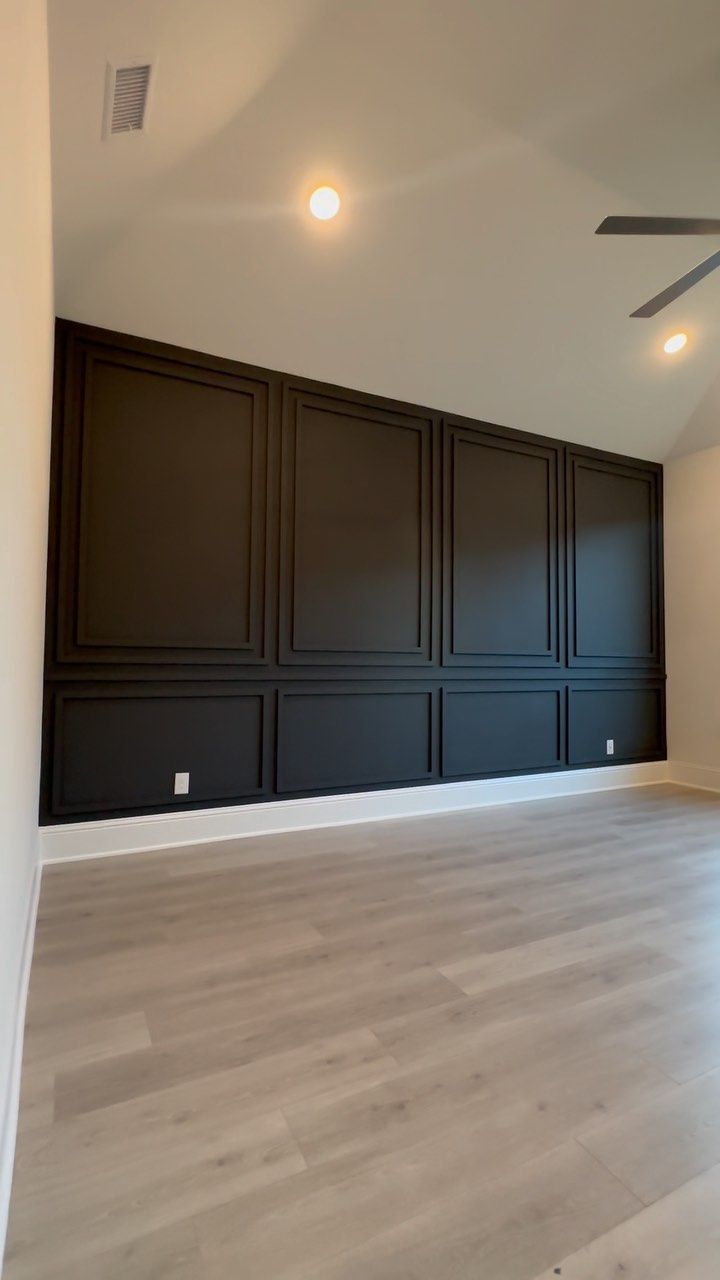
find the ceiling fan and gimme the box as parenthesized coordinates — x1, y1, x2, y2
(596, 216, 720, 317)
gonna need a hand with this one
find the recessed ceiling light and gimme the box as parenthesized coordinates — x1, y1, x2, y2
(663, 332, 688, 354)
(309, 186, 341, 220)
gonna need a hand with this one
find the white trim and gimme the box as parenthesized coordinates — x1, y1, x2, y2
(667, 760, 720, 794)
(40, 762, 669, 865)
(0, 864, 40, 1269)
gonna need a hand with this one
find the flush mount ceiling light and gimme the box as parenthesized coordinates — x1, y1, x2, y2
(309, 186, 341, 220)
(663, 332, 688, 354)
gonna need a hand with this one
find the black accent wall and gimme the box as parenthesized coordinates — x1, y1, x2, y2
(40, 320, 666, 823)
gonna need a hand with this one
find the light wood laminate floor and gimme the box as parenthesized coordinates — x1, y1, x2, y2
(6, 783, 720, 1279)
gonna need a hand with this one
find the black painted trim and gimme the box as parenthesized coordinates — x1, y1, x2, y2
(276, 683, 438, 793)
(567, 680, 666, 767)
(53, 326, 275, 665)
(41, 320, 666, 824)
(48, 682, 274, 817)
(566, 448, 664, 669)
(278, 386, 437, 665)
(441, 682, 565, 779)
(443, 419, 562, 666)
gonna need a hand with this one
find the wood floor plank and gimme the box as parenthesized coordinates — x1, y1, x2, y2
(52, 967, 458, 1120)
(578, 1067, 720, 1205)
(531, 1161, 720, 1279)
(10, 1219, 203, 1280)
(626, 993, 720, 1083)
(22, 1010, 151, 1070)
(284, 1141, 641, 1280)
(18, 1029, 399, 1170)
(7, 1108, 305, 1277)
(283, 1036, 671, 1171)
(193, 1121, 637, 1280)
(438, 909, 670, 995)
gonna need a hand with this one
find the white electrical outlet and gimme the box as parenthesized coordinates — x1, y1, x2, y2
(174, 771, 190, 795)
(606, 739, 614, 756)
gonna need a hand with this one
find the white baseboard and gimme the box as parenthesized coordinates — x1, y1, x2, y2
(0, 863, 40, 1270)
(667, 760, 720, 794)
(40, 761, 669, 865)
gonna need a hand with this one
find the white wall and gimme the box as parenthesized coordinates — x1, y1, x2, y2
(0, 0, 54, 1253)
(665, 444, 720, 788)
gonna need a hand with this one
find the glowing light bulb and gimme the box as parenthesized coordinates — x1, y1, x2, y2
(663, 332, 687, 354)
(309, 186, 341, 220)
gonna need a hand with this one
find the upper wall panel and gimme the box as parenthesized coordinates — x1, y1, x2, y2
(443, 421, 561, 667)
(567, 449, 663, 668)
(279, 386, 436, 666)
(53, 330, 271, 665)
(47, 323, 664, 686)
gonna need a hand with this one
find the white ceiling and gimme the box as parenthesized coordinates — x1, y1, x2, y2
(49, 0, 720, 461)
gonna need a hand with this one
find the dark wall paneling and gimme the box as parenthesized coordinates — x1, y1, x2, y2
(442, 685, 563, 779)
(568, 683, 665, 767)
(444, 422, 561, 666)
(41, 321, 666, 824)
(277, 687, 436, 794)
(52, 687, 269, 816)
(567, 449, 662, 668)
(54, 329, 272, 665)
(279, 386, 435, 665)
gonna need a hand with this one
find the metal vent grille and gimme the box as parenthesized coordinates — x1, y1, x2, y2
(108, 63, 151, 134)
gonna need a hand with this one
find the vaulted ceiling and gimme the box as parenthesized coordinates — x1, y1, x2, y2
(49, 0, 720, 460)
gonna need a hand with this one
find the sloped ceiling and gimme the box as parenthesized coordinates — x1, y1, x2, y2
(49, 0, 720, 460)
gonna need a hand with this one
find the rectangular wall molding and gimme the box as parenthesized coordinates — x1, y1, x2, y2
(444, 422, 560, 666)
(42, 321, 666, 825)
(279, 387, 435, 665)
(54, 333, 272, 665)
(566, 449, 663, 668)
(276, 687, 436, 793)
(568, 682, 665, 767)
(442, 685, 563, 778)
(51, 688, 269, 815)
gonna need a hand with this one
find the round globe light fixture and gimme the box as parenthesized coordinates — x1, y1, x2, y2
(663, 332, 688, 354)
(309, 186, 341, 221)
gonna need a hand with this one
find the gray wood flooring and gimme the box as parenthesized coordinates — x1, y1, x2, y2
(6, 783, 720, 1278)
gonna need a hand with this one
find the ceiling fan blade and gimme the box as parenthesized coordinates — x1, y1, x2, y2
(597, 215, 720, 235)
(630, 248, 720, 317)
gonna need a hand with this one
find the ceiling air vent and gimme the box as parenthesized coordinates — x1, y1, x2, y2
(103, 60, 153, 137)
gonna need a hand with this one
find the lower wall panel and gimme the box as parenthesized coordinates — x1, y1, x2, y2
(442, 686, 562, 779)
(52, 690, 268, 815)
(43, 678, 665, 822)
(277, 688, 435, 793)
(568, 683, 665, 767)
